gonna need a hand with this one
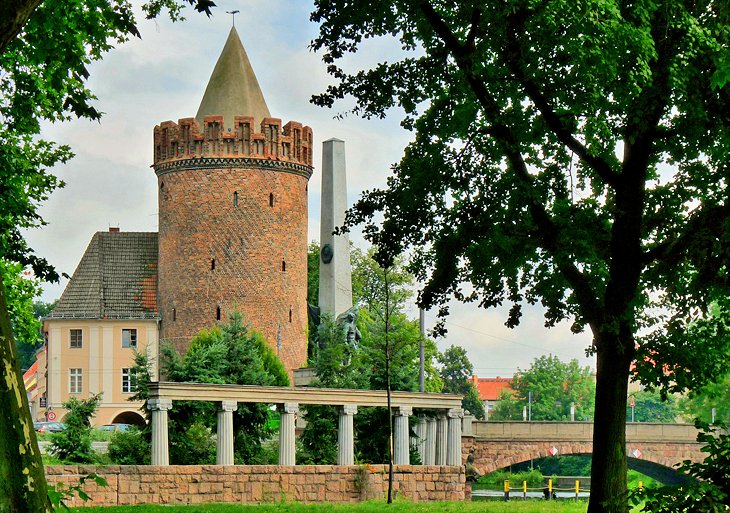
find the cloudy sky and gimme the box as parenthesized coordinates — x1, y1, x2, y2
(25, 0, 594, 376)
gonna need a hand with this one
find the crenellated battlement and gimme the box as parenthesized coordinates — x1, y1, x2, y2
(153, 115, 313, 169)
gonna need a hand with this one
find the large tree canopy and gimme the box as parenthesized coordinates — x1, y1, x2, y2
(0, 1, 216, 510)
(310, 2, 729, 512)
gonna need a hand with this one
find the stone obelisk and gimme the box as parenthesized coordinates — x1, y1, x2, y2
(319, 138, 353, 318)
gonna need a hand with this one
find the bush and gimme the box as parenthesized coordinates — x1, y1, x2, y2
(50, 394, 101, 463)
(476, 468, 546, 489)
(108, 428, 149, 465)
(169, 422, 216, 465)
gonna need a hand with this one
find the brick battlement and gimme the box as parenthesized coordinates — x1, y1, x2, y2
(153, 116, 313, 168)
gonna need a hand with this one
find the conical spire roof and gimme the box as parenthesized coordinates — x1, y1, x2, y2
(195, 27, 271, 128)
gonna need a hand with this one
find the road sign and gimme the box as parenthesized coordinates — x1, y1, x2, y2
(549, 446, 559, 456)
(47, 411, 57, 421)
(629, 396, 636, 407)
(632, 448, 642, 458)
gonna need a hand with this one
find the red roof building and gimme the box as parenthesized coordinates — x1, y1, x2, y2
(470, 376, 514, 419)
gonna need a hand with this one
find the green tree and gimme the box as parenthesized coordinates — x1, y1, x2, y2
(490, 388, 524, 421)
(438, 344, 485, 419)
(0, 260, 43, 370)
(310, 2, 730, 511)
(159, 313, 289, 464)
(301, 246, 444, 467)
(679, 372, 730, 425)
(49, 393, 102, 463)
(0, 1, 215, 510)
(627, 390, 679, 423)
(492, 355, 595, 421)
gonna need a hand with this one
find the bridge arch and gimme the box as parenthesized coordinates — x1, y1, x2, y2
(464, 421, 703, 484)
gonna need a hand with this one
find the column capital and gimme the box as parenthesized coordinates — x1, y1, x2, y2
(395, 406, 413, 417)
(148, 398, 173, 411)
(447, 408, 464, 419)
(280, 402, 299, 414)
(220, 400, 238, 412)
(340, 404, 358, 416)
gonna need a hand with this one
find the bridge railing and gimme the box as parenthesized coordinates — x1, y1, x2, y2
(471, 421, 700, 443)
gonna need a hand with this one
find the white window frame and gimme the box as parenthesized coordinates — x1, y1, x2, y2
(70, 329, 83, 349)
(121, 368, 134, 394)
(122, 328, 137, 348)
(69, 368, 82, 394)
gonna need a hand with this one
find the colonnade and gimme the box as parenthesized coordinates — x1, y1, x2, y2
(149, 398, 464, 466)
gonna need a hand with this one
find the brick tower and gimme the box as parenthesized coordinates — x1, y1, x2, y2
(152, 27, 313, 373)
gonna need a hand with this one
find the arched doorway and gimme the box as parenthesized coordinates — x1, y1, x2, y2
(111, 410, 145, 426)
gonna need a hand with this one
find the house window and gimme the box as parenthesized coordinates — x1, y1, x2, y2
(70, 329, 83, 349)
(122, 329, 137, 348)
(69, 368, 82, 394)
(122, 368, 135, 393)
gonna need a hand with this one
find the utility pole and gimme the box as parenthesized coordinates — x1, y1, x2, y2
(419, 308, 425, 393)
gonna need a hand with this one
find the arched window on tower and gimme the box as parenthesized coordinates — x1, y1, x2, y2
(216, 306, 221, 321)
(233, 191, 238, 206)
(282, 260, 286, 272)
(211, 258, 216, 271)
(269, 193, 275, 207)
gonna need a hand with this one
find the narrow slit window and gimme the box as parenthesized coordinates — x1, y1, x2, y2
(211, 258, 216, 271)
(289, 306, 292, 323)
(233, 191, 238, 206)
(269, 193, 274, 207)
(282, 260, 286, 272)
(172, 308, 176, 322)
(216, 306, 221, 321)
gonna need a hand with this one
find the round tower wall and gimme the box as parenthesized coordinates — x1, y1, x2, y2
(154, 116, 312, 375)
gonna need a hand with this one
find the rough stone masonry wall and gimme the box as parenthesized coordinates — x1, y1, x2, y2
(46, 465, 466, 507)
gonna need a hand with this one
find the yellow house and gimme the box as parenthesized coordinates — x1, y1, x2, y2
(40, 229, 159, 426)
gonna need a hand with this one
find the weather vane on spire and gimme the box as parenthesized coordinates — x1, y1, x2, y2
(226, 10, 240, 27)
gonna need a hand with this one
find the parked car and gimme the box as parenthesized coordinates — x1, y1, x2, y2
(33, 421, 66, 433)
(97, 423, 135, 433)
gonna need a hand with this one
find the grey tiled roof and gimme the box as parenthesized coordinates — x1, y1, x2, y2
(49, 231, 159, 320)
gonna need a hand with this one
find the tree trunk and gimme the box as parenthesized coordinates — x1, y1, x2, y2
(0, 0, 41, 53)
(587, 332, 633, 513)
(0, 280, 52, 512)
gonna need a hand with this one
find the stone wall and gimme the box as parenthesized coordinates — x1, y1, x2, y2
(45, 465, 466, 507)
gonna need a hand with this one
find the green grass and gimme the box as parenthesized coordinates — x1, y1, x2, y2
(73, 502, 589, 513)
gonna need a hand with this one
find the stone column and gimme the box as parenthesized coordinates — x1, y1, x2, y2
(413, 417, 426, 464)
(216, 400, 238, 465)
(393, 406, 412, 465)
(279, 403, 298, 466)
(435, 414, 448, 465)
(447, 408, 464, 466)
(337, 405, 358, 465)
(149, 398, 172, 465)
(424, 418, 437, 465)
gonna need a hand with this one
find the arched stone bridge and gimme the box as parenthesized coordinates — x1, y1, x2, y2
(462, 421, 704, 483)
